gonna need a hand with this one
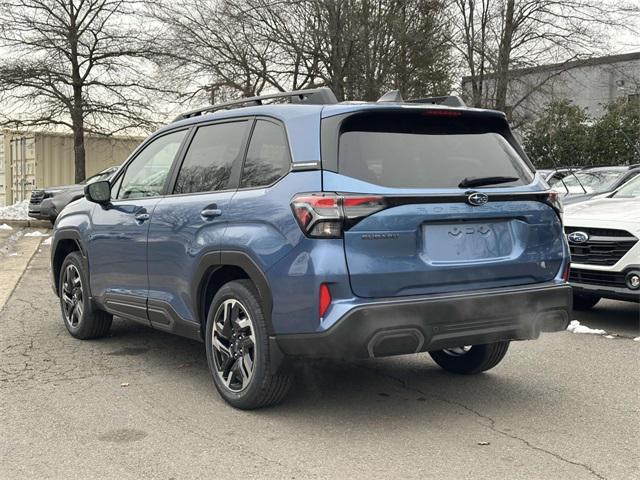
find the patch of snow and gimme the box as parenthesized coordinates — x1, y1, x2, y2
(0, 200, 29, 220)
(42, 237, 52, 245)
(604, 335, 616, 339)
(634, 337, 640, 342)
(24, 231, 50, 237)
(567, 320, 607, 335)
(0, 223, 13, 230)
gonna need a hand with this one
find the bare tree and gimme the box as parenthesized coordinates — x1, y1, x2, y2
(250, 0, 456, 100)
(0, 0, 164, 182)
(452, 0, 640, 122)
(147, 0, 306, 103)
(151, 0, 456, 104)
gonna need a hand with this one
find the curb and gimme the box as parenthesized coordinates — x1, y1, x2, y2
(0, 234, 45, 314)
(0, 219, 52, 229)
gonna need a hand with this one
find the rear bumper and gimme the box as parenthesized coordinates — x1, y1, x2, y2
(276, 283, 572, 359)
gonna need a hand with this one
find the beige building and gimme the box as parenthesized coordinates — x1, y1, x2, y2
(461, 52, 640, 126)
(0, 130, 144, 205)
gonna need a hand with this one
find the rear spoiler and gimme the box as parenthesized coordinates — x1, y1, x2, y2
(377, 90, 466, 107)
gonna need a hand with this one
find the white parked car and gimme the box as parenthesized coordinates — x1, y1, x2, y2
(563, 175, 640, 309)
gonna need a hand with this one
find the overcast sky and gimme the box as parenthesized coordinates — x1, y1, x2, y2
(615, 9, 640, 53)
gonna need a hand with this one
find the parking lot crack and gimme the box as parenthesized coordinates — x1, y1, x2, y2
(135, 396, 316, 478)
(357, 364, 608, 480)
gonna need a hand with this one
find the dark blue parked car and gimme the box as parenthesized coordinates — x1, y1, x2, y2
(50, 88, 572, 409)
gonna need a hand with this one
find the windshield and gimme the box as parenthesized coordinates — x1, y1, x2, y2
(612, 175, 640, 198)
(337, 111, 533, 189)
(553, 169, 626, 194)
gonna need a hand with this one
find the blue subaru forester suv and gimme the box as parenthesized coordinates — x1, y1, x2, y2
(51, 88, 572, 409)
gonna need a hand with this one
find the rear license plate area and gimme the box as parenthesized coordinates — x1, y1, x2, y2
(422, 221, 514, 263)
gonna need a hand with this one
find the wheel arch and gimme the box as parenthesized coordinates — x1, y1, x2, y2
(51, 230, 87, 297)
(193, 251, 274, 338)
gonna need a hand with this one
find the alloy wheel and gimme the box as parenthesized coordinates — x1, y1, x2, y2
(211, 299, 256, 392)
(61, 264, 84, 328)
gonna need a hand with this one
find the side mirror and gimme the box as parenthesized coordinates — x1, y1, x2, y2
(85, 180, 111, 205)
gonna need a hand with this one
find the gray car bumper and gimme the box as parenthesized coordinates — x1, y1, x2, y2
(276, 283, 572, 359)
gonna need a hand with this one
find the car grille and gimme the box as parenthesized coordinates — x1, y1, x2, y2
(30, 190, 45, 205)
(569, 268, 627, 288)
(564, 227, 638, 266)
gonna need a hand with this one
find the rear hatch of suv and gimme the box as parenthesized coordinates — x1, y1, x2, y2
(320, 107, 565, 298)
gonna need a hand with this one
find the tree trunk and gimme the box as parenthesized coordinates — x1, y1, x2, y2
(72, 114, 86, 183)
(495, 0, 515, 116)
(68, 3, 86, 183)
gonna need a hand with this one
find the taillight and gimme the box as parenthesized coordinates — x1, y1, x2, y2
(545, 190, 563, 221)
(291, 194, 342, 238)
(319, 283, 331, 318)
(422, 110, 462, 117)
(342, 195, 386, 219)
(291, 193, 386, 238)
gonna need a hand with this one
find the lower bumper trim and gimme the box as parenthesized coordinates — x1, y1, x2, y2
(572, 282, 639, 302)
(277, 283, 573, 359)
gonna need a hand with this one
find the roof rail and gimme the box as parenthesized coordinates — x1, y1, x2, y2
(173, 87, 338, 122)
(406, 95, 466, 107)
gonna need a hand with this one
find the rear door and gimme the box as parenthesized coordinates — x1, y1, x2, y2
(322, 109, 565, 298)
(146, 119, 251, 332)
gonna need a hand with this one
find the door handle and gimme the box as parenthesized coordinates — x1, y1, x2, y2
(135, 212, 150, 223)
(201, 207, 222, 218)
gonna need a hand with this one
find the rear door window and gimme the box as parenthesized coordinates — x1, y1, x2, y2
(337, 111, 533, 189)
(174, 121, 248, 194)
(240, 120, 291, 188)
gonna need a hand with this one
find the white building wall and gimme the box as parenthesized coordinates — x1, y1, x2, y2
(462, 52, 640, 126)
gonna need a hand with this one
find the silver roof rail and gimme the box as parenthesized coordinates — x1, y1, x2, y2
(173, 87, 338, 122)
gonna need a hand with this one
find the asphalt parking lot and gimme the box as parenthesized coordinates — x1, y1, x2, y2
(1, 228, 639, 480)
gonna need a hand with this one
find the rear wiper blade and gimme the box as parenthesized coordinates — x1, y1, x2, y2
(458, 176, 519, 188)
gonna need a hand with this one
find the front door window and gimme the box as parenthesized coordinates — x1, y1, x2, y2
(114, 130, 187, 200)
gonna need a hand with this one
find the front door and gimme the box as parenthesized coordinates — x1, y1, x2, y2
(88, 129, 188, 323)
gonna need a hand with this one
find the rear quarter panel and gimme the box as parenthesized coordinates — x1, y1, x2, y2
(224, 171, 354, 334)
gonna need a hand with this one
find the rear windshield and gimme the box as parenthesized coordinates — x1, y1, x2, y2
(337, 111, 533, 189)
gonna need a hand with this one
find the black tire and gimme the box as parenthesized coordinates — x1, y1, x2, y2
(429, 341, 510, 374)
(573, 293, 601, 310)
(59, 251, 112, 339)
(205, 279, 292, 409)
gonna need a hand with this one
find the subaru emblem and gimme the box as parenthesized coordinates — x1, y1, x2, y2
(567, 231, 589, 244)
(467, 192, 488, 206)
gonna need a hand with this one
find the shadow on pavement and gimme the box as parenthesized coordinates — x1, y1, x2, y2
(101, 316, 548, 423)
(573, 299, 639, 337)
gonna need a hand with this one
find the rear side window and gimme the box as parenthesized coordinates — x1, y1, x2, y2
(174, 121, 247, 194)
(337, 111, 533, 189)
(240, 120, 290, 188)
